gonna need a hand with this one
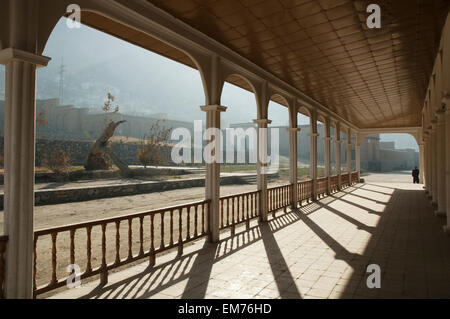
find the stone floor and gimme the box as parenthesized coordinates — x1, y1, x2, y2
(50, 178, 450, 299)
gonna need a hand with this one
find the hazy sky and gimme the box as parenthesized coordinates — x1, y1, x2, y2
(36, 18, 292, 127)
(0, 18, 418, 150)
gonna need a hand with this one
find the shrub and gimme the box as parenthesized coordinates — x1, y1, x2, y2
(137, 120, 171, 168)
(41, 147, 71, 175)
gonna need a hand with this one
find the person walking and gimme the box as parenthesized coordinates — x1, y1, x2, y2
(412, 166, 420, 184)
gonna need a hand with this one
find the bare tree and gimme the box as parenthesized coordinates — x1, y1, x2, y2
(85, 92, 129, 175)
(137, 120, 172, 168)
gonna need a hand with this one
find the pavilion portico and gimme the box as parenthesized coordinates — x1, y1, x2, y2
(0, 0, 449, 299)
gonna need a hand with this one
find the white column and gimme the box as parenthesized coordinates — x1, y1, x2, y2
(287, 127, 300, 207)
(0, 48, 50, 298)
(355, 136, 361, 182)
(201, 104, 226, 242)
(419, 142, 425, 185)
(254, 119, 271, 222)
(435, 109, 446, 217)
(443, 94, 450, 234)
(347, 129, 352, 185)
(335, 124, 342, 189)
(431, 120, 438, 205)
(324, 120, 331, 194)
(309, 123, 318, 200)
(425, 130, 432, 196)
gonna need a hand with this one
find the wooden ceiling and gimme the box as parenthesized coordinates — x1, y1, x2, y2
(81, 0, 450, 128)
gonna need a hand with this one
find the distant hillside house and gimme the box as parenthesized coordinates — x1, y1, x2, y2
(0, 98, 194, 142)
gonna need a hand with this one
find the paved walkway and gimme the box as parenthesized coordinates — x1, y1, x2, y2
(49, 179, 450, 299)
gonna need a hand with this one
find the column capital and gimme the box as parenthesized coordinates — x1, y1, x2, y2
(286, 127, 301, 132)
(308, 133, 319, 137)
(200, 104, 227, 112)
(335, 139, 342, 144)
(0, 48, 51, 67)
(323, 137, 332, 141)
(253, 119, 272, 125)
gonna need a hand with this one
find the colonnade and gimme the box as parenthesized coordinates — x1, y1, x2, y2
(0, 0, 445, 299)
(422, 13, 450, 235)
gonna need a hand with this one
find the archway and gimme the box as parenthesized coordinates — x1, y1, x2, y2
(267, 95, 290, 185)
(359, 133, 420, 183)
(220, 73, 259, 193)
(297, 107, 311, 181)
(317, 115, 326, 178)
(33, 15, 208, 291)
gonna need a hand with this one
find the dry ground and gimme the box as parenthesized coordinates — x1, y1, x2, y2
(0, 180, 289, 293)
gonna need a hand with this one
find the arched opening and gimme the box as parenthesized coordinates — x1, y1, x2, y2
(351, 133, 357, 172)
(340, 128, 348, 173)
(317, 116, 326, 178)
(297, 108, 311, 181)
(360, 133, 420, 183)
(268, 97, 290, 186)
(33, 15, 208, 291)
(330, 122, 337, 176)
(220, 74, 258, 193)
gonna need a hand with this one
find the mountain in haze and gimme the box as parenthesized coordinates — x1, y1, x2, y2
(0, 19, 419, 151)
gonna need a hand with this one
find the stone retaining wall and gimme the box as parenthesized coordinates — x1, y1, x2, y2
(0, 173, 278, 209)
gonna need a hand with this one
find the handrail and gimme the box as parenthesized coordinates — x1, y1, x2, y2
(297, 179, 313, 205)
(29, 171, 362, 297)
(219, 190, 260, 233)
(268, 184, 293, 215)
(33, 199, 210, 296)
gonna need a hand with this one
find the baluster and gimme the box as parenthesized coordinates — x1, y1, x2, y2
(237, 196, 240, 222)
(33, 236, 37, 294)
(139, 216, 144, 257)
(128, 218, 132, 260)
(86, 226, 92, 274)
(160, 212, 165, 250)
(274, 188, 280, 210)
(194, 205, 198, 237)
(169, 209, 174, 246)
(227, 198, 230, 227)
(231, 197, 235, 236)
(100, 223, 108, 285)
(250, 193, 254, 218)
(51, 233, 57, 285)
(178, 208, 183, 255)
(246, 194, 250, 229)
(149, 214, 155, 266)
(232, 197, 235, 225)
(220, 199, 224, 229)
(70, 229, 75, 266)
(202, 203, 205, 235)
(115, 221, 120, 264)
(241, 195, 244, 222)
(187, 206, 191, 240)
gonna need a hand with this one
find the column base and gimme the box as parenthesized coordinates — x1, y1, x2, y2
(434, 210, 446, 218)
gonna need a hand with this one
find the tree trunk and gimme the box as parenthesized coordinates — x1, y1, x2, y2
(85, 120, 129, 176)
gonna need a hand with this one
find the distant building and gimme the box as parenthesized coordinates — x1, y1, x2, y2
(361, 134, 418, 172)
(0, 98, 194, 142)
